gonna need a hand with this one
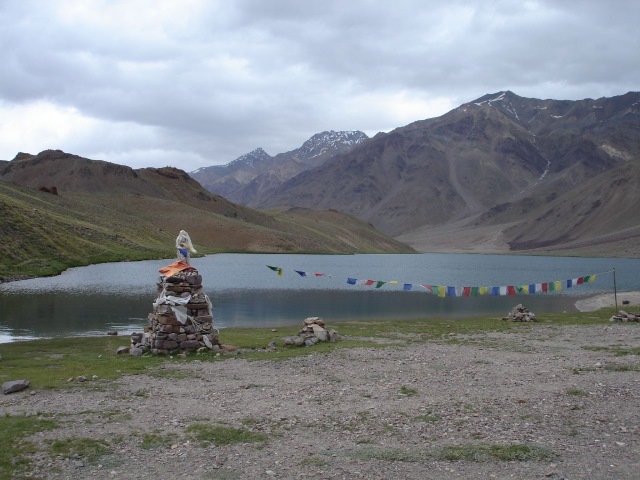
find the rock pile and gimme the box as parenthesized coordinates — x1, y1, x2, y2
(503, 304, 537, 322)
(282, 317, 338, 347)
(128, 264, 220, 355)
(609, 310, 640, 322)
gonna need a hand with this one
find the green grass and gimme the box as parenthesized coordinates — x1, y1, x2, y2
(48, 437, 111, 463)
(185, 424, 269, 447)
(0, 414, 60, 479)
(399, 385, 418, 396)
(349, 443, 556, 463)
(140, 432, 176, 450)
(0, 308, 622, 390)
(566, 388, 589, 397)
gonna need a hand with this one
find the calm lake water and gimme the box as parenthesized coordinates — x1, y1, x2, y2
(0, 253, 634, 343)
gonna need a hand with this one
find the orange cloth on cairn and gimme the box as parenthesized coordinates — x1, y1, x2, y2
(158, 261, 194, 277)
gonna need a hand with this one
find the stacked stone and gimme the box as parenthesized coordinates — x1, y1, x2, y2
(283, 317, 338, 347)
(609, 310, 640, 322)
(503, 304, 537, 322)
(130, 267, 220, 355)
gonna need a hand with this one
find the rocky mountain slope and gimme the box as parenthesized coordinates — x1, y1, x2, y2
(0, 150, 413, 280)
(190, 130, 368, 206)
(254, 91, 640, 255)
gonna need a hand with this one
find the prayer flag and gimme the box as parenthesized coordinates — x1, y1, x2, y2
(295, 270, 307, 277)
(347, 278, 357, 285)
(421, 284, 433, 294)
(542, 283, 548, 292)
(471, 286, 479, 297)
(463, 287, 471, 297)
(389, 280, 399, 285)
(492, 286, 500, 296)
(500, 286, 508, 296)
(365, 280, 375, 286)
(437, 286, 446, 297)
(479, 287, 488, 296)
(375, 281, 386, 288)
(447, 286, 457, 297)
(267, 265, 283, 276)
(403, 283, 413, 291)
(529, 284, 536, 294)
(554, 280, 562, 291)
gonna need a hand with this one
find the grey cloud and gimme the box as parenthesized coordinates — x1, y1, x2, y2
(0, 0, 638, 168)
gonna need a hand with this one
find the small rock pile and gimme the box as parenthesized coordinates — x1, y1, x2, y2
(127, 266, 220, 355)
(283, 317, 338, 347)
(503, 304, 537, 322)
(609, 310, 640, 322)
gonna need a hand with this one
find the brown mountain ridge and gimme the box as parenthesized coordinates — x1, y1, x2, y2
(0, 150, 413, 279)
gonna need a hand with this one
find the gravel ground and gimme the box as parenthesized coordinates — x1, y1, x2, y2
(2, 323, 639, 480)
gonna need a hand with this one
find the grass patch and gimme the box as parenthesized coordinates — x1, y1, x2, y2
(140, 432, 176, 450)
(48, 437, 111, 463)
(399, 386, 418, 396)
(349, 443, 556, 463)
(431, 444, 556, 462)
(0, 414, 60, 479)
(298, 455, 330, 467)
(415, 413, 441, 423)
(566, 388, 589, 397)
(185, 424, 268, 447)
(604, 363, 640, 372)
(583, 345, 640, 356)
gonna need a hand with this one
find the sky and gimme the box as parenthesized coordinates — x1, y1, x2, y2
(1, 0, 638, 171)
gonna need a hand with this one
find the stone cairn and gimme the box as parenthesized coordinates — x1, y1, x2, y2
(609, 310, 640, 322)
(282, 317, 338, 347)
(128, 231, 220, 355)
(503, 304, 537, 322)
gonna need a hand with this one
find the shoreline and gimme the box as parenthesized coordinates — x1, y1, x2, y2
(574, 290, 640, 312)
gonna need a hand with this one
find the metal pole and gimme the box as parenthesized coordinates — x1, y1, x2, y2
(613, 268, 618, 312)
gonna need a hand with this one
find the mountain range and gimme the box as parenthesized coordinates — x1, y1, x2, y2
(190, 130, 368, 206)
(0, 149, 412, 280)
(193, 91, 640, 256)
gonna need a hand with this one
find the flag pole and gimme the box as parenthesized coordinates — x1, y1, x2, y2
(613, 268, 618, 312)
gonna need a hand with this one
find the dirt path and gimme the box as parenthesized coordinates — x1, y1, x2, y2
(2, 324, 639, 479)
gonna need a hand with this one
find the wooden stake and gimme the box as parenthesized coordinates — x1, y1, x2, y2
(613, 268, 618, 312)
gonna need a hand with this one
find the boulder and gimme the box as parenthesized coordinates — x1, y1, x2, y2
(3, 379, 30, 395)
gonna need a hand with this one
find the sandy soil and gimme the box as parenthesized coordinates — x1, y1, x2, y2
(575, 291, 640, 312)
(2, 322, 639, 480)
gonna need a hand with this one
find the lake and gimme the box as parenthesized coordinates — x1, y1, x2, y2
(0, 253, 633, 343)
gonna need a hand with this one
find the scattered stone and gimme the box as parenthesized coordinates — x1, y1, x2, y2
(503, 304, 537, 322)
(116, 346, 130, 355)
(3, 379, 30, 395)
(77, 376, 87, 383)
(609, 310, 640, 322)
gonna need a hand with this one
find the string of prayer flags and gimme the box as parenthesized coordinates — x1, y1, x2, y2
(266, 265, 603, 297)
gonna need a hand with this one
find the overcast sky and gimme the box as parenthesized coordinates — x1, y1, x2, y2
(1, 0, 638, 170)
